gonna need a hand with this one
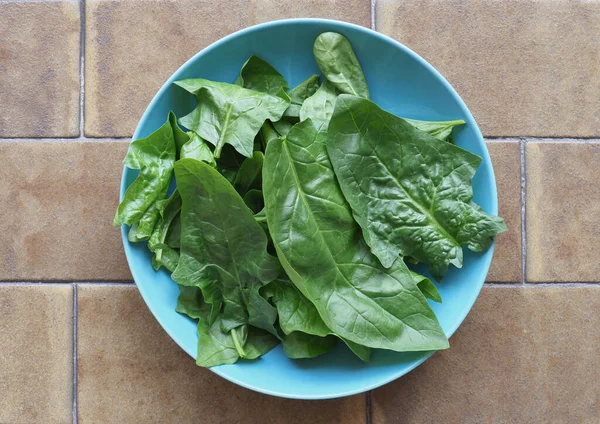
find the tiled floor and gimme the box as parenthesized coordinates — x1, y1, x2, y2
(1, 1, 599, 423)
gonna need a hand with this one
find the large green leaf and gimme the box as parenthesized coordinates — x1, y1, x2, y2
(114, 112, 177, 227)
(263, 119, 448, 352)
(327, 95, 507, 275)
(236, 55, 289, 96)
(175, 79, 289, 158)
(313, 32, 369, 98)
(172, 159, 280, 334)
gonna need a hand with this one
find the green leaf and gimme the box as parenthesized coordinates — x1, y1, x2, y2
(164, 213, 181, 248)
(411, 272, 442, 303)
(283, 74, 320, 118)
(404, 118, 465, 142)
(262, 278, 330, 337)
(148, 190, 182, 271)
(242, 326, 280, 359)
(237, 55, 289, 96)
(272, 117, 297, 137)
(327, 95, 507, 275)
(313, 32, 369, 98)
(114, 113, 177, 226)
(176, 285, 205, 319)
(175, 78, 290, 158)
(299, 80, 338, 131)
(172, 159, 280, 334)
(196, 314, 242, 367)
(243, 189, 264, 214)
(259, 121, 280, 148)
(263, 119, 448, 352)
(170, 110, 190, 156)
(181, 131, 216, 165)
(282, 332, 336, 359)
(233, 151, 264, 196)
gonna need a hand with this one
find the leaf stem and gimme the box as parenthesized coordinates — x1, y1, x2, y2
(231, 328, 246, 358)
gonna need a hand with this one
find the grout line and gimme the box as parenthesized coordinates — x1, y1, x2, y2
(486, 137, 600, 143)
(485, 282, 600, 287)
(77, 282, 136, 287)
(0, 280, 134, 285)
(520, 138, 527, 284)
(79, 0, 86, 138)
(72, 283, 78, 424)
(366, 391, 372, 424)
(0, 137, 130, 143)
(0, 282, 75, 287)
(371, 0, 376, 31)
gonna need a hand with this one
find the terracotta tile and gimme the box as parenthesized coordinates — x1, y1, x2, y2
(486, 141, 521, 282)
(0, 141, 131, 280)
(77, 285, 366, 424)
(85, 0, 371, 137)
(376, 0, 600, 137)
(372, 286, 600, 423)
(0, 0, 80, 137)
(0, 285, 72, 424)
(526, 142, 600, 282)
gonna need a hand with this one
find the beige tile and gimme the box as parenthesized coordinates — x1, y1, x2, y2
(526, 142, 600, 282)
(85, 0, 371, 137)
(0, 141, 131, 280)
(0, 285, 73, 424)
(0, 0, 80, 137)
(376, 0, 600, 137)
(77, 285, 366, 424)
(486, 141, 521, 282)
(372, 286, 600, 423)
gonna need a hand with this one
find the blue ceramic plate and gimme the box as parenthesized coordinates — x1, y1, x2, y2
(120, 19, 498, 399)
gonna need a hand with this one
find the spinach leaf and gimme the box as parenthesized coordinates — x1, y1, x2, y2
(263, 277, 367, 360)
(148, 190, 182, 272)
(164, 213, 181, 248)
(283, 74, 320, 118)
(181, 131, 216, 165)
(411, 272, 442, 303)
(263, 119, 448, 351)
(404, 118, 465, 142)
(176, 285, 205, 319)
(313, 32, 369, 98)
(259, 121, 280, 148)
(170, 111, 190, 156)
(175, 78, 290, 158)
(243, 189, 264, 214)
(327, 95, 507, 275)
(282, 332, 336, 359)
(262, 278, 330, 337)
(299, 80, 338, 131)
(233, 151, 263, 196)
(272, 118, 296, 137)
(172, 159, 280, 335)
(236, 55, 289, 96)
(242, 326, 279, 359)
(114, 112, 177, 227)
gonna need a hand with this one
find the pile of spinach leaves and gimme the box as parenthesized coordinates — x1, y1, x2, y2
(114, 32, 507, 366)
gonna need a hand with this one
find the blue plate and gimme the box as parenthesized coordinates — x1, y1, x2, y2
(120, 19, 498, 399)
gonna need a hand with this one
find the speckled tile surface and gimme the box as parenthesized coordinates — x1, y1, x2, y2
(1, 1, 599, 422)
